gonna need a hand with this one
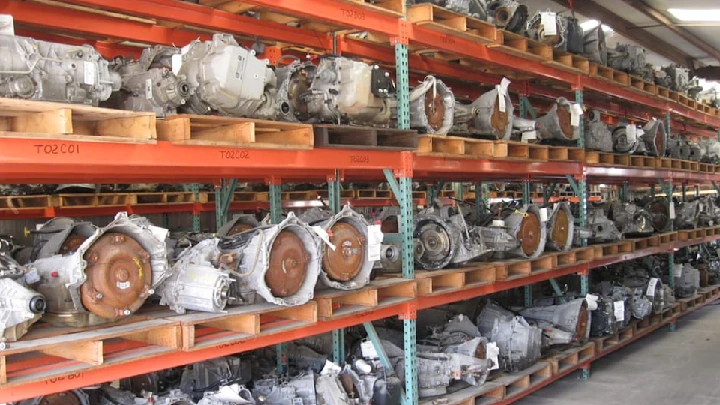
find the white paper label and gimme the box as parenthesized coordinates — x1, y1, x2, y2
(496, 77, 511, 113)
(171, 54, 182, 75)
(117, 281, 131, 290)
(320, 360, 341, 375)
(570, 103, 584, 127)
(669, 202, 676, 219)
(614, 301, 625, 322)
(540, 207, 549, 222)
(367, 224, 383, 261)
(486, 342, 500, 371)
(311, 226, 336, 251)
(674, 263, 683, 278)
(626, 125, 637, 142)
(149, 225, 169, 242)
(83, 62, 96, 86)
(24, 269, 40, 285)
(521, 130, 537, 142)
(585, 293, 599, 311)
(646, 278, 659, 297)
(360, 340, 379, 358)
(492, 219, 506, 227)
(541, 12, 557, 36)
(145, 78, 153, 100)
(498, 90, 506, 113)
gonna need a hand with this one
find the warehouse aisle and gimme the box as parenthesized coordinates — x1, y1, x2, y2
(515, 303, 720, 405)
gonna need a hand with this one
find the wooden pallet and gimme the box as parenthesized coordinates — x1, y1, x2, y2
(700, 163, 714, 173)
(355, 189, 393, 199)
(0, 98, 157, 143)
(417, 135, 496, 159)
(497, 141, 549, 161)
(1, 319, 180, 385)
(680, 160, 700, 172)
(314, 278, 416, 320)
(547, 146, 585, 162)
(490, 30, 553, 62)
(629, 155, 656, 168)
(407, 3, 497, 44)
(589, 63, 630, 87)
(499, 253, 557, 279)
(135, 191, 209, 204)
(156, 115, 313, 148)
(208, 191, 269, 203)
(0, 195, 55, 210)
(677, 294, 703, 312)
(313, 124, 417, 150)
(592, 323, 635, 353)
(585, 151, 630, 167)
(546, 48, 589, 74)
(657, 86, 670, 99)
(335, 0, 405, 17)
(659, 231, 678, 244)
(546, 342, 595, 375)
(678, 230, 691, 241)
(168, 302, 317, 351)
(494, 361, 554, 399)
(574, 246, 595, 262)
(629, 76, 657, 95)
(555, 249, 577, 266)
(415, 263, 497, 296)
(678, 94, 697, 110)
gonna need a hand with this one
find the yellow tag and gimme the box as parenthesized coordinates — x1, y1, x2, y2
(133, 256, 143, 278)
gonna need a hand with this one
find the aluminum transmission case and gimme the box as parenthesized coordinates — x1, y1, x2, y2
(675, 200, 700, 230)
(487, 0, 528, 33)
(662, 65, 691, 94)
(275, 59, 316, 122)
(526, 12, 583, 54)
(28, 212, 169, 326)
(520, 298, 590, 343)
(409, 76, 455, 134)
(584, 110, 613, 152)
(178, 34, 276, 118)
(535, 97, 582, 141)
(106, 46, 190, 117)
(585, 205, 623, 243)
(0, 253, 45, 342)
(0, 26, 120, 105)
(29, 217, 98, 262)
(607, 202, 655, 236)
(304, 57, 393, 125)
(299, 206, 374, 290)
(218, 214, 260, 237)
(219, 212, 322, 306)
(476, 301, 542, 372)
(583, 25, 607, 65)
(638, 119, 667, 157)
(644, 197, 672, 233)
(608, 44, 648, 77)
(157, 238, 232, 314)
(500, 204, 547, 258)
(699, 138, 720, 163)
(545, 202, 574, 252)
(453, 79, 513, 139)
(675, 263, 700, 298)
(612, 124, 641, 154)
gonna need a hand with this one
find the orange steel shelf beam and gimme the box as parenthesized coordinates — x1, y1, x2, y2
(413, 156, 583, 181)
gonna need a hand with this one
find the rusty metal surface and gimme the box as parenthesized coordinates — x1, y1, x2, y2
(264, 231, 309, 298)
(322, 222, 365, 282)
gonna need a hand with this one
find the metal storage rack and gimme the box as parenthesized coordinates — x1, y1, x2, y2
(1, 0, 720, 404)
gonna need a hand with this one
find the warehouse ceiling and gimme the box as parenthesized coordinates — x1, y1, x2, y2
(525, 0, 720, 76)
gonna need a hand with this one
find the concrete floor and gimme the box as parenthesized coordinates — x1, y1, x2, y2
(514, 302, 720, 405)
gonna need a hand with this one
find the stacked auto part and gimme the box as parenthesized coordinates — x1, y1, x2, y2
(488, 203, 547, 258)
(675, 263, 700, 298)
(584, 110, 613, 152)
(545, 202, 574, 252)
(585, 205, 623, 243)
(487, 0, 528, 33)
(453, 78, 514, 139)
(608, 44, 653, 81)
(520, 298, 590, 346)
(28, 213, 169, 327)
(535, 97, 583, 142)
(177, 34, 276, 118)
(0, 252, 45, 341)
(583, 24, 607, 65)
(525, 12, 583, 54)
(476, 300, 542, 372)
(607, 201, 655, 237)
(275, 58, 316, 122)
(106, 46, 189, 117)
(409, 76, 455, 134)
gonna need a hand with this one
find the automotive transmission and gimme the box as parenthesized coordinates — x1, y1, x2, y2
(545, 202, 574, 251)
(611, 123, 643, 154)
(700, 138, 720, 163)
(636, 119, 667, 157)
(607, 44, 650, 78)
(275, 58, 316, 122)
(675, 263, 700, 298)
(607, 202, 654, 236)
(409, 76, 455, 134)
(584, 110, 613, 152)
(476, 300, 542, 372)
(18, 390, 90, 405)
(520, 298, 590, 344)
(583, 25, 607, 65)
(106, 45, 190, 117)
(413, 205, 488, 270)
(526, 12, 584, 54)
(0, 21, 120, 105)
(486, 0, 528, 33)
(585, 205, 623, 243)
(675, 200, 700, 230)
(218, 212, 322, 306)
(0, 253, 45, 341)
(452, 78, 513, 139)
(218, 214, 260, 237)
(661, 65, 691, 93)
(28, 213, 169, 327)
(535, 97, 583, 142)
(299, 206, 374, 290)
(23, 217, 98, 263)
(490, 203, 547, 258)
(304, 56, 394, 125)
(178, 34, 276, 118)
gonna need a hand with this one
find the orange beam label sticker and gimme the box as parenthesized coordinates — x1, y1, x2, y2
(34, 143, 81, 155)
(219, 150, 251, 160)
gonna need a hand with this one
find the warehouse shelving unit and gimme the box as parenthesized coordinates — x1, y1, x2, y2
(1, 0, 720, 404)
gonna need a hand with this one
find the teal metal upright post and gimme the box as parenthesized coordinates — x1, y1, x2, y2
(523, 180, 532, 307)
(659, 177, 676, 331)
(191, 183, 201, 233)
(575, 89, 585, 149)
(268, 179, 286, 369)
(328, 170, 345, 363)
(215, 179, 238, 232)
(394, 23, 418, 405)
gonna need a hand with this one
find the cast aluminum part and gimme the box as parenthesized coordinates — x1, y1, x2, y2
(107, 46, 190, 117)
(179, 357, 251, 400)
(589, 296, 618, 337)
(157, 238, 232, 314)
(304, 57, 393, 125)
(545, 202, 574, 251)
(584, 110, 613, 152)
(155, 390, 195, 405)
(661, 65, 691, 94)
(406, 352, 492, 398)
(699, 138, 720, 163)
(499, 204, 547, 258)
(644, 197, 672, 233)
(486, 0, 528, 33)
(299, 206, 373, 290)
(18, 390, 91, 405)
(453, 81, 514, 139)
(27, 212, 169, 326)
(583, 25, 607, 65)
(698, 196, 720, 227)
(476, 301, 542, 372)
(253, 374, 317, 405)
(178, 34, 276, 118)
(0, 24, 120, 105)
(675, 263, 700, 298)
(218, 214, 260, 237)
(585, 206, 623, 242)
(0, 253, 45, 342)
(610, 286, 632, 329)
(511, 116, 536, 141)
(639, 119, 667, 157)
(668, 136, 693, 160)
(525, 12, 582, 54)
(413, 206, 488, 270)
(607, 202, 655, 236)
(315, 374, 354, 405)
(520, 298, 589, 342)
(696, 88, 720, 108)
(611, 124, 642, 154)
(275, 59, 316, 122)
(675, 200, 700, 230)
(219, 212, 322, 306)
(413, 0, 471, 15)
(607, 44, 647, 77)
(28, 217, 98, 262)
(409, 76, 455, 134)
(535, 97, 581, 141)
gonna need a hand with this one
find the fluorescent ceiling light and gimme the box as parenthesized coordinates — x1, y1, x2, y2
(668, 8, 720, 22)
(580, 19, 613, 32)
